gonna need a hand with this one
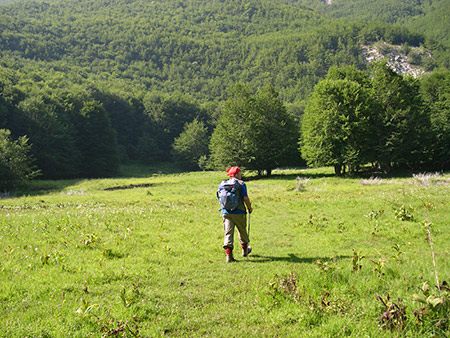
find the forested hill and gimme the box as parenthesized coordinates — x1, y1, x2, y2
(0, 0, 438, 105)
(292, 0, 450, 58)
(1, 0, 449, 182)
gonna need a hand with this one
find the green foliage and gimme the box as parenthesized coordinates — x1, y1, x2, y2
(294, 0, 450, 67)
(0, 128, 39, 189)
(0, 0, 437, 103)
(70, 97, 119, 177)
(413, 281, 450, 334)
(351, 249, 364, 272)
(248, 86, 302, 174)
(143, 92, 209, 160)
(420, 69, 450, 170)
(172, 118, 210, 171)
(0, 0, 449, 181)
(393, 204, 414, 221)
(297, 0, 446, 42)
(301, 63, 435, 174)
(370, 61, 431, 171)
(300, 71, 375, 174)
(16, 93, 80, 178)
(136, 133, 162, 164)
(209, 83, 256, 170)
(210, 83, 300, 174)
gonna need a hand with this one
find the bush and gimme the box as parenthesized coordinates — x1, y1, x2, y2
(0, 129, 39, 190)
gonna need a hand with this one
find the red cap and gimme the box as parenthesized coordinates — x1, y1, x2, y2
(226, 166, 241, 177)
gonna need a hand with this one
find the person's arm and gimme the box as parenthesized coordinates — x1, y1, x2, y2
(243, 196, 252, 213)
(240, 181, 252, 213)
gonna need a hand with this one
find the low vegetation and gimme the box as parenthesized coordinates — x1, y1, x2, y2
(1, 168, 449, 337)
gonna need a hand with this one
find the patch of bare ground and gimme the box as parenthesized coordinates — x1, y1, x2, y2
(103, 183, 155, 191)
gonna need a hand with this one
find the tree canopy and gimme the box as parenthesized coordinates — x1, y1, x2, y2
(210, 84, 300, 176)
(0, 0, 442, 105)
(0, 128, 39, 189)
(171, 118, 210, 171)
(300, 63, 441, 174)
(300, 72, 375, 175)
(420, 69, 450, 170)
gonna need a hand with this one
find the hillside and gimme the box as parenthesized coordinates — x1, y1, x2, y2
(0, 0, 439, 105)
(293, 0, 450, 56)
(361, 42, 434, 78)
(1, 0, 449, 181)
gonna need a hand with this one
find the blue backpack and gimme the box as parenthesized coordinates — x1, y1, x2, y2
(217, 178, 241, 211)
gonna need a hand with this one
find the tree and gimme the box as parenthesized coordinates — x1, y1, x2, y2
(210, 83, 300, 175)
(300, 78, 375, 175)
(420, 69, 450, 170)
(69, 97, 119, 178)
(209, 84, 254, 170)
(90, 89, 146, 161)
(17, 94, 79, 179)
(136, 133, 163, 164)
(325, 65, 371, 87)
(143, 92, 208, 160)
(370, 61, 430, 171)
(171, 118, 209, 170)
(246, 85, 300, 175)
(0, 129, 39, 189)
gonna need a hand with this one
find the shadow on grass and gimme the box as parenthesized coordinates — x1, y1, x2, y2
(244, 172, 335, 182)
(117, 161, 186, 178)
(3, 179, 85, 198)
(243, 167, 449, 182)
(3, 161, 180, 198)
(248, 254, 351, 264)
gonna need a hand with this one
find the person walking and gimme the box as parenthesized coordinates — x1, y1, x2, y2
(217, 166, 253, 263)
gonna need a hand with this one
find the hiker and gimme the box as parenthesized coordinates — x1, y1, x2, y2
(217, 166, 253, 263)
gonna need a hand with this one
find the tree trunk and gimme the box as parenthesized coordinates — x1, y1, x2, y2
(334, 164, 342, 176)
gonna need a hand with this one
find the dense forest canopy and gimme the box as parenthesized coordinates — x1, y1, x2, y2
(0, 0, 449, 184)
(292, 0, 450, 60)
(1, 0, 442, 104)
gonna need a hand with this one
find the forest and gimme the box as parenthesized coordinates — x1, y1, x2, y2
(0, 0, 449, 188)
(292, 0, 450, 52)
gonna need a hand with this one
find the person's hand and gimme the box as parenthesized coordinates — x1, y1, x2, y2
(248, 206, 253, 214)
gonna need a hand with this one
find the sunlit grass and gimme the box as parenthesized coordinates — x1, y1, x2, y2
(1, 168, 449, 337)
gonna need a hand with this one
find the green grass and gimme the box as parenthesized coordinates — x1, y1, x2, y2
(1, 168, 449, 337)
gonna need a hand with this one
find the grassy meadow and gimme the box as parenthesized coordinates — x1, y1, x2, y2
(1, 167, 449, 337)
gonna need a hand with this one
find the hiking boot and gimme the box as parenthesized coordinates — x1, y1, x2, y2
(242, 245, 252, 257)
(226, 254, 237, 263)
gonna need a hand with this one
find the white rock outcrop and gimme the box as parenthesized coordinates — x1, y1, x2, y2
(361, 44, 428, 78)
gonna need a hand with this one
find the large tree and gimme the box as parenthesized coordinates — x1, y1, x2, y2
(300, 77, 375, 175)
(210, 83, 300, 176)
(17, 94, 79, 179)
(301, 63, 432, 175)
(370, 62, 431, 171)
(420, 69, 450, 170)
